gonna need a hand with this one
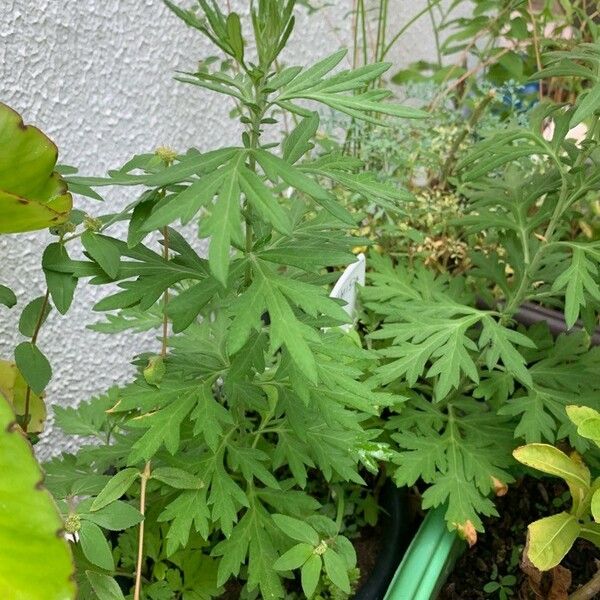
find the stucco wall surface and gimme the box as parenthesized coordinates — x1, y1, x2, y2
(0, 0, 442, 458)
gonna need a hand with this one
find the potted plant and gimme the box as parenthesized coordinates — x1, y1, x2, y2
(360, 39, 600, 599)
(41, 1, 427, 598)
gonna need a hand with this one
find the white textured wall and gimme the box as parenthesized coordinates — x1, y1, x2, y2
(0, 0, 441, 457)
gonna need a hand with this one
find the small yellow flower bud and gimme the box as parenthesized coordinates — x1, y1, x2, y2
(155, 146, 178, 165)
(64, 513, 81, 534)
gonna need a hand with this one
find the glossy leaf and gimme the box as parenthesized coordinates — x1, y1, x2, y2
(0, 102, 72, 233)
(0, 360, 46, 433)
(0, 394, 75, 598)
(513, 444, 590, 514)
(527, 512, 580, 571)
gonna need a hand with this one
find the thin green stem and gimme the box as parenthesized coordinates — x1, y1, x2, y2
(244, 76, 269, 287)
(381, 0, 443, 59)
(427, 0, 442, 68)
(358, 0, 368, 67)
(502, 177, 569, 319)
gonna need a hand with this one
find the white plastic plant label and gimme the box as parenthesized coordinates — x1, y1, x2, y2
(330, 253, 366, 330)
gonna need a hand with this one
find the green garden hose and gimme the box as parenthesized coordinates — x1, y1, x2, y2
(384, 506, 465, 600)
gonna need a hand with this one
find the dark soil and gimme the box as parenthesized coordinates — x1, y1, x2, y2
(354, 520, 384, 591)
(439, 477, 599, 599)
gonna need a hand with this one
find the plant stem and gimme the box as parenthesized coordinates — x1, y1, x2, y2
(527, 0, 543, 101)
(427, 0, 442, 68)
(357, 0, 368, 67)
(161, 226, 170, 357)
(133, 461, 151, 600)
(23, 287, 50, 433)
(351, 0, 359, 69)
(502, 177, 569, 320)
(244, 79, 267, 286)
(570, 566, 600, 600)
(440, 91, 495, 186)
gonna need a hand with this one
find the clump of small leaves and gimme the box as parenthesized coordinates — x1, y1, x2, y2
(44, 1, 425, 598)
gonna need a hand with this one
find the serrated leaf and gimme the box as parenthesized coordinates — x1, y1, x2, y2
(208, 461, 249, 537)
(158, 488, 210, 556)
(190, 382, 234, 452)
(128, 390, 197, 462)
(552, 247, 600, 328)
(205, 159, 243, 284)
(254, 149, 354, 225)
(143, 166, 229, 231)
(479, 316, 534, 386)
(238, 165, 292, 234)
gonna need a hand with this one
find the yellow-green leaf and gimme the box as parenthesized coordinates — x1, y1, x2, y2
(513, 444, 590, 514)
(527, 512, 580, 571)
(0, 394, 75, 598)
(0, 360, 47, 433)
(0, 103, 72, 233)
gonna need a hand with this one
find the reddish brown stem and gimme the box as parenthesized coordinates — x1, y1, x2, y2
(23, 288, 50, 433)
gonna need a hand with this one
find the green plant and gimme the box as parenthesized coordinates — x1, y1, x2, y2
(393, 0, 600, 107)
(362, 41, 600, 543)
(0, 102, 72, 234)
(0, 394, 75, 598)
(0, 103, 75, 598)
(483, 565, 516, 600)
(513, 405, 600, 572)
(45, 1, 425, 598)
